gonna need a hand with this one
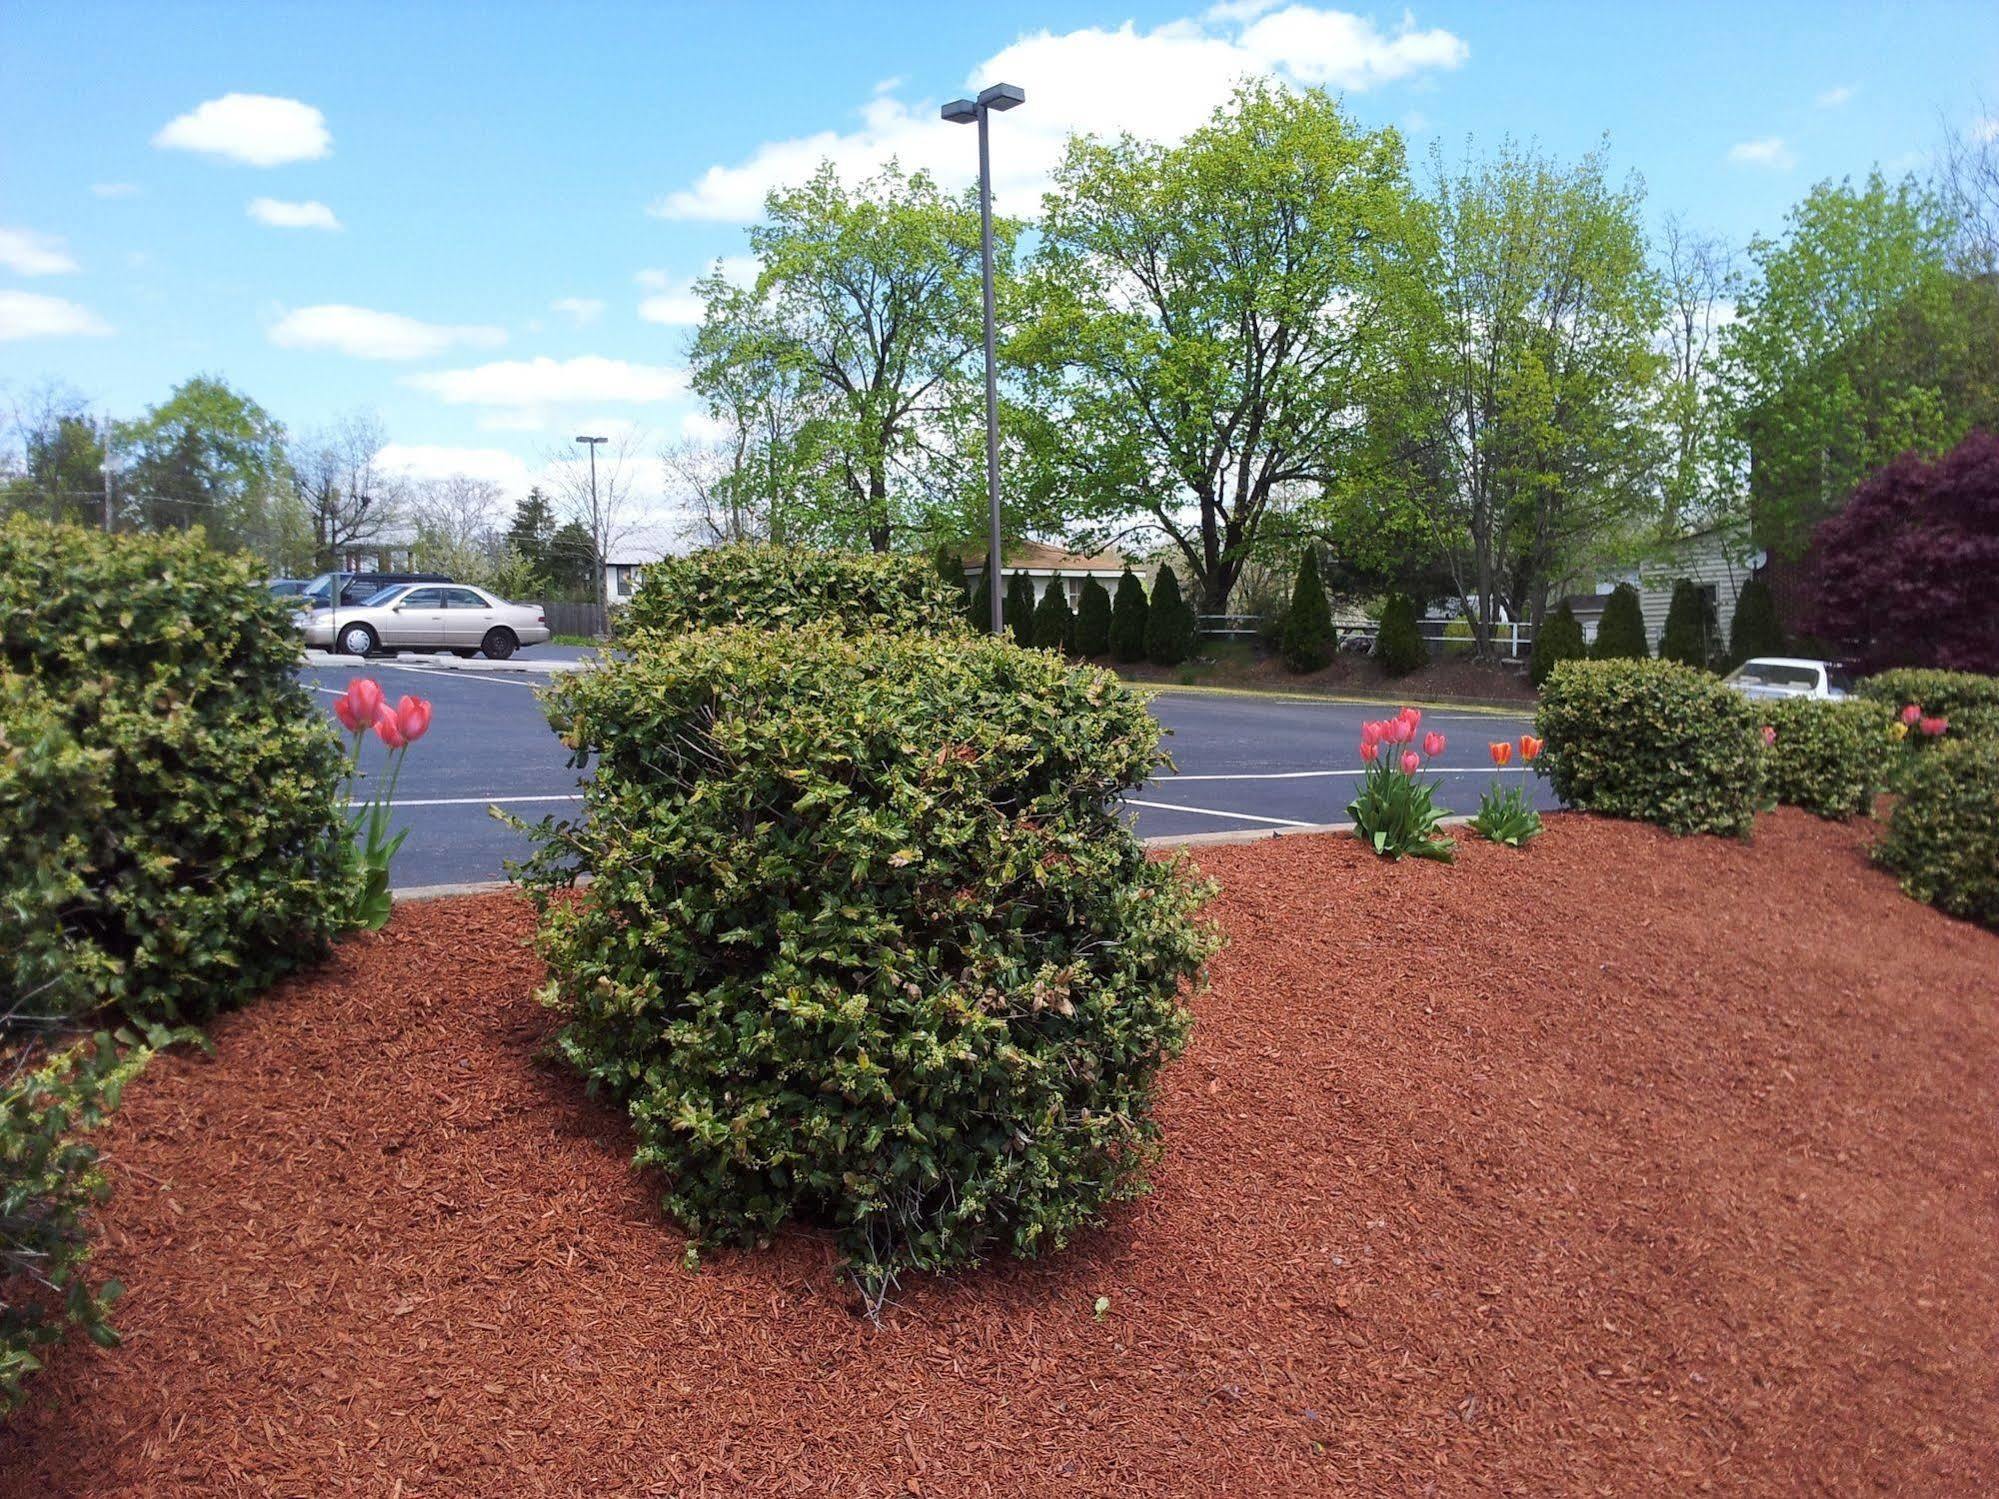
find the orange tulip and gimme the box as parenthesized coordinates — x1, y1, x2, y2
(1518, 734, 1543, 762)
(1488, 740, 1513, 766)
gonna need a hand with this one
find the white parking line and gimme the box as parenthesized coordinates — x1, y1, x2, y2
(1123, 798, 1313, 828)
(367, 662, 544, 690)
(365, 793, 585, 808)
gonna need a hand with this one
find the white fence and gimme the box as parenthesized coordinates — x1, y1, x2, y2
(1201, 614, 1536, 660)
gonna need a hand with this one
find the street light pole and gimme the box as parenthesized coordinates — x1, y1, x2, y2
(943, 82, 1024, 636)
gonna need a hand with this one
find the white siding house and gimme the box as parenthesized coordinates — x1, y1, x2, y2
(600, 527, 678, 604)
(1632, 528, 1764, 654)
(962, 542, 1131, 608)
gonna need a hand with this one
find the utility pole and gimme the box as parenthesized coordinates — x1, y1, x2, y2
(575, 434, 608, 611)
(100, 415, 114, 532)
(942, 82, 1025, 635)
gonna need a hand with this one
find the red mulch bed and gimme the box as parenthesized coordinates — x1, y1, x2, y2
(6, 811, 1996, 1496)
(1112, 650, 1537, 704)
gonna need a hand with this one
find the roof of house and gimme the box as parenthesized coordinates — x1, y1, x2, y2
(962, 541, 1127, 574)
(600, 525, 680, 566)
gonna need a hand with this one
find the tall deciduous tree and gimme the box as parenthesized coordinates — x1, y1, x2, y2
(1405, 138, 1664, 655)
(1020, 83, 1428, 614)
(1656, 215, 1742, 534)
(290, 410, 401, 570)
(1721, 172, 1999, 554)
(116, 376, 291, 560)
(1, 382, 104, 526)
(688, 162, 1012, 552)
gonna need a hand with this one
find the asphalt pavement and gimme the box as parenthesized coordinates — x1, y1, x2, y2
(302, 652, 1553, 888)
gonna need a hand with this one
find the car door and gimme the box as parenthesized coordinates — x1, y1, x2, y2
(388, 587, 450, 648)
(441, 586, 495, 647)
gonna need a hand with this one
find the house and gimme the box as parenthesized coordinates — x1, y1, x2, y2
(601, 526, 679, 604)
(962, 541, 1131, 609)
(1586, 525, 1764, 653)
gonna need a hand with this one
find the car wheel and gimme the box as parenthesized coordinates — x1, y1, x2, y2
(338, 622, 378, 657)
(481, 628, 517, 660)
(451, 648, 478, 658)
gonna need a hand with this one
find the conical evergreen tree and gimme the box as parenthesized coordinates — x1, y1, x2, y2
(1005, 571, 1036, 647)
(934, 543, 970, 616)
(1075, 577, 1113, 657)
(1659, 578, 1719, 670)
(1145, 564, 1197, 666)
(1376, 592, 1427, 677)
(969, 569, 995, 633)
(1726, 576, 1784, 666)
(1530, 600, 1586, 688)
(1109, 569, 1149, 663)
(1279, 549, 1335, 672)
(1032, 580, 1075, 652)
(1592, 582, 1649, 660)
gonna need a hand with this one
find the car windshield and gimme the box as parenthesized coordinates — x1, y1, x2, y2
(358, 585, 408, 607)
(1826, 665, 1857, 693)
(299, 573, 344, 604)
(1727, 661, 1821, 689)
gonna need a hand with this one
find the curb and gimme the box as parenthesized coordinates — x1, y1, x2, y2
(1142, 682, 1533, 718)
(303, 650, 588, 676)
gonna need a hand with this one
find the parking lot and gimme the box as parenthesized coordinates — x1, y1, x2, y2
(303, 653, 1554, 888)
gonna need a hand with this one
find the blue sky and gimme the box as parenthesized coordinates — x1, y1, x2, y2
(3, 1, 1995, 503)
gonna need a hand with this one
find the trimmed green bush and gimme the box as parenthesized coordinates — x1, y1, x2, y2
(1759, 697, 1894, 819)
(1109, 569, 1149, 663)
(1376, 593, 1427, 678)
(1859, 668, 1999, 742)
(1005, 571, 1035, 647)
(1592, 583, 1649, 660)
(1658, 579, 1719, 670)
(1279, 551, 1335, 672)
(1145, 565, 1197, 667)
(1535, 658, 1764, 837)
(1031, 580, 1075, 652)
(1727, 576, 1784, 665)
(516, 626, 1217, 1303)
(0, 519, 353, 1026)
(1874, 736, 1999, 930)
(621, 543, 967, 639)
(2, 1033, 151, 1415)
(1075, 577, 1112, 657)
(1531, 601, 1586, 689)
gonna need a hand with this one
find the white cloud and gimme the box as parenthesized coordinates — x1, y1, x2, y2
(153, 93, 331, 167)
(406, 355, 686, 409)
(551, 296, 605, 325)
(635, 258, 763, 326)
(652, 6, 1469, 222)
(377, 443, 535, 492)
(269, 304, 506, 360)
(91, 182, 140, 199)
(0, 227, 78, 276)
(1728, 136, 1796, 169)
(1814, 85, 1855, 109)
(248, 197, 341, 230)
(1976, 116, 1999, 144)
(0, 290, 112, 340)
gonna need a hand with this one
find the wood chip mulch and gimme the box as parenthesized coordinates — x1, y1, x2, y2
(4, 810, 1996, 1496)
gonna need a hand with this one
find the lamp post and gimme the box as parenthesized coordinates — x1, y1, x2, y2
(942, 82, 1024, 635)
(575, 435, 607, 609)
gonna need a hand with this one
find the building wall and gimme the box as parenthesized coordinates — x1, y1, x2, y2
(1636, 534, 1756, 653)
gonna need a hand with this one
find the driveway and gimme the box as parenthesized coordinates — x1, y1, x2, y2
(304, 658, 1552, 888)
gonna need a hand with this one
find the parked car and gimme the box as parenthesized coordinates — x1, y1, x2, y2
(267, 577, 312, 597)
(301, 583, 550, 659)
(297, 570, 454, 609)
(1722, 656, 1855, 702)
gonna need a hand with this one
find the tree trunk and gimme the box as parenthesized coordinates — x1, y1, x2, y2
(868, 463, 890, 553)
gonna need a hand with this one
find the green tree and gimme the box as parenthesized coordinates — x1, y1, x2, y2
(1722, 171, 1999, 554)
(1279, 549, 1335, 672)
(1004, 571, 1035, 647)
(933, 543, 970, 613)
(1020, 83, 1429, 614)
(1727, 576, 1784, 665)
(969, 567, 994, 633)
(1592, 582, 1649, 660)
(1376, 593, 1427, 677)
(1658, 579, 1719, 669)
(1110, 568, 1149, 663)
(545, 519, 598, 601)
(687, 162, 1014, 552)
(1530, 600, 1587, 688)
(1031, 580, 1075, 653)
(1074, 577, 1112, 657)
(1, 385, 105, 526)
(1401, 138, 1665, 655)
(1145, 564, 1197, 666)
(116, 377, 289, 558)
(505, 487, 557, 583)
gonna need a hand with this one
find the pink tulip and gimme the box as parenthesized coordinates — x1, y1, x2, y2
(1761, 724, 1777, 747)
(394, 694, 433, 744)
(333, 693, 366, 733)
(1361, 720, 1384, 746)
(1359, 740, 1379, 764)
(373, 706, 408, 751)
(348, 678, 384, 721)
(1423, 730, 1446, 758)
(1919, 715, 1948, 737)
(1400, 706, 1421, 731)
(1399, 750, 1420, 774)
(1900, 703, 1921, 725)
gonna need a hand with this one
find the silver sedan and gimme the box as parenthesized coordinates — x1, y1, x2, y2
(301, 583, 551, 659)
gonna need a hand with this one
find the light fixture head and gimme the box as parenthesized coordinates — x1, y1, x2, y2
(940, 98, 978, 124)
(977, 83, 1025, 111)
(574, 434, 607, 445)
